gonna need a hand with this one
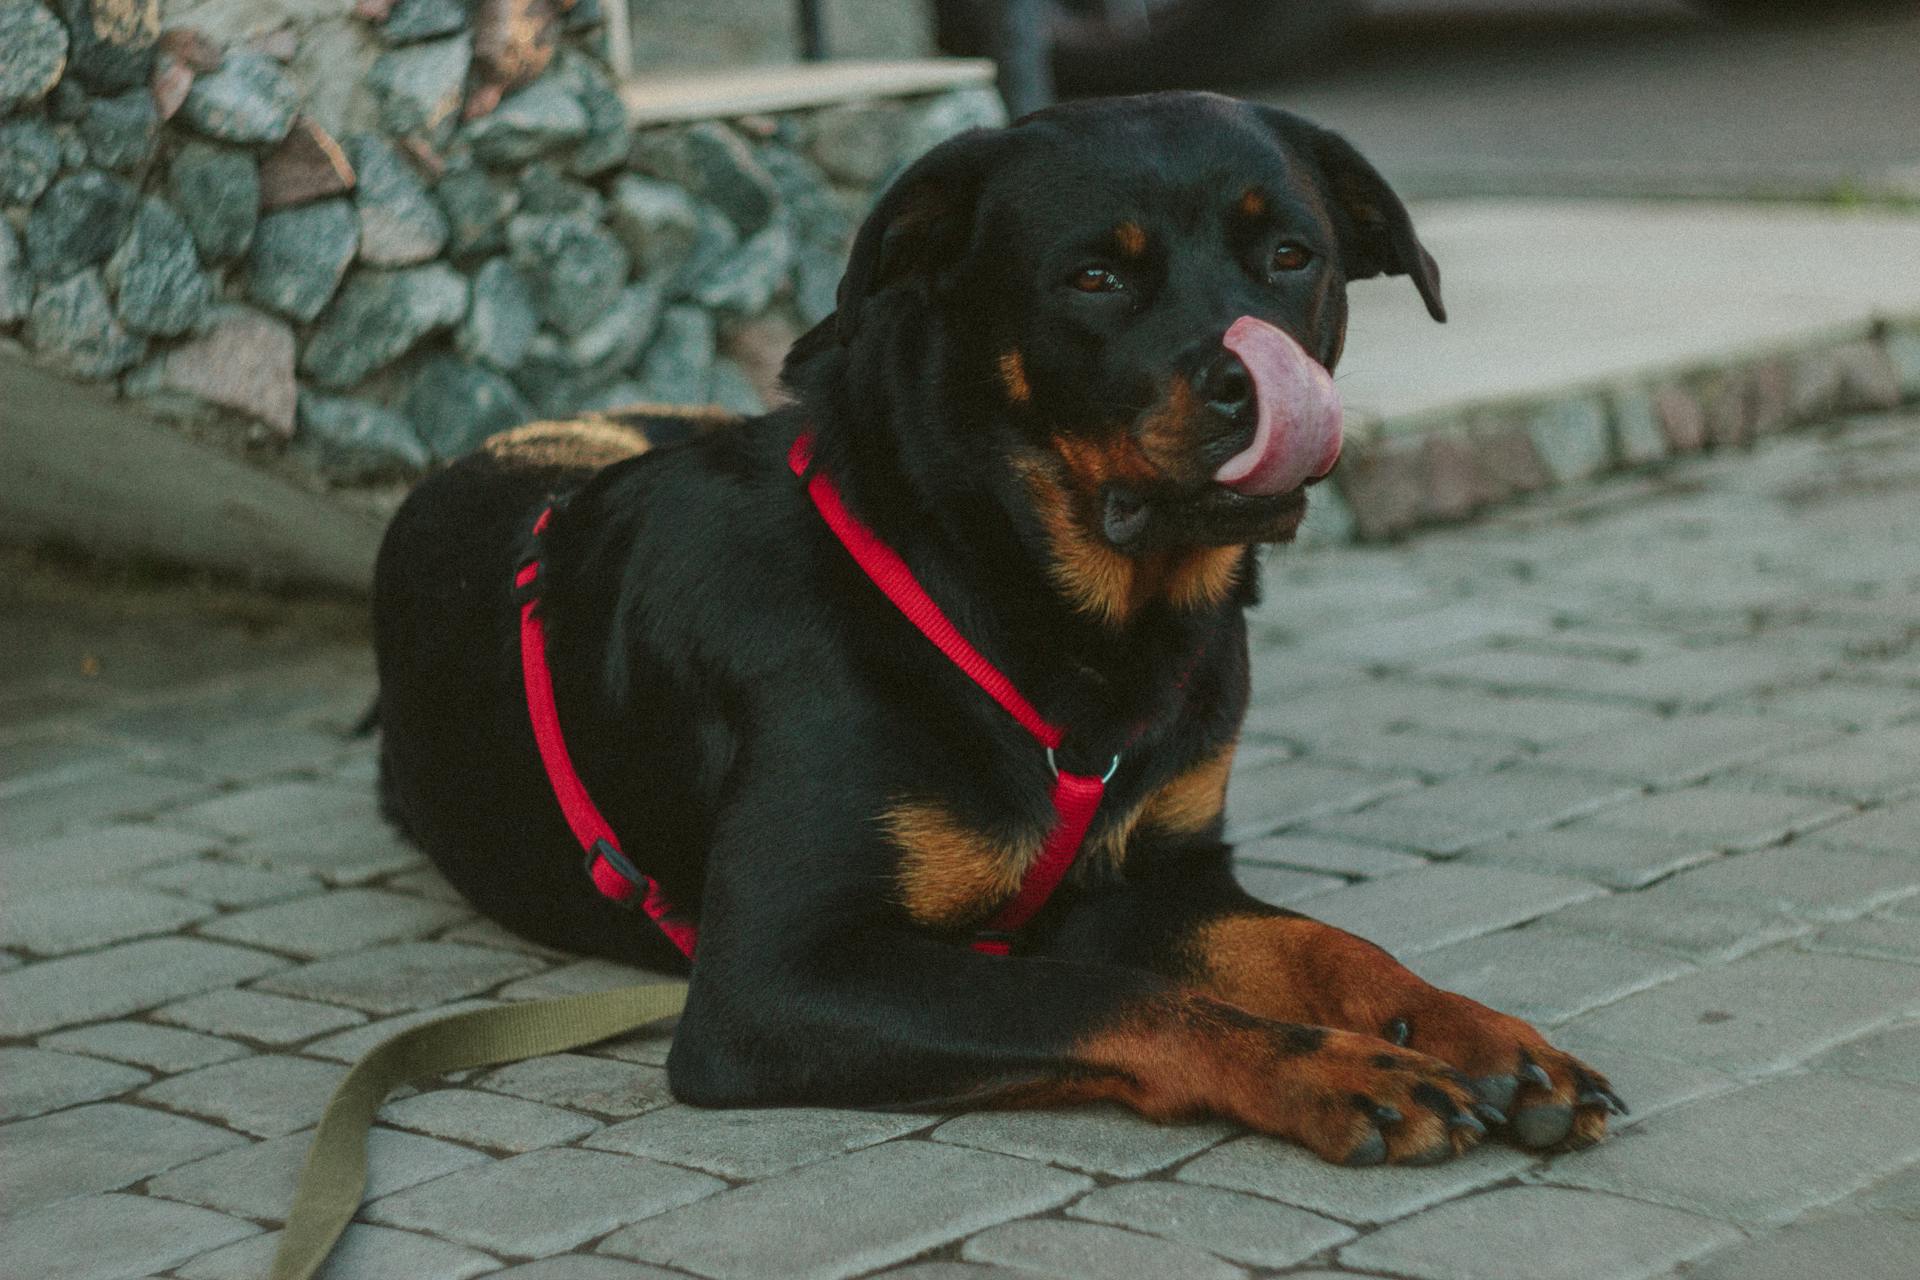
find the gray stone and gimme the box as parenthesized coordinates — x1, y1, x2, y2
(0, 1193, 258, 1280)
(603, 1141, 1091, 1280)
(962, 1219, 1249, 1280)
(608, 174, 703, 279)
(0, 0, 68, 114)
(1411, 926, 1693, 1026)
(406, 354, 535, 458)
(0, 1046, 148, 1120)
(1661, 843, 1919, 922)
(1811, 1021, 1920, 1087)
(77, 84, 156, 171)
(26, 269, 144, 376)
(632, 303, 716, 405)
(759, 144, 854, 249)
(933, 1105, 1231, 1177)
(1546, 1071, 1920, 1225)
(587, 1103, 928, 1180)
(303, 999, 501, 1062)
(1545, 875, 1811, 961)
(167, 141, 259, 263)
(41, 1021, 247, 1073)
(1528, 395, 1615, 481)
(368, 33, 471, 146)
(138, 857, 323, 908)
(457, 255, 539, 369)
(6, 823, 217, 895)
(55, 0, 158, 94)
(151, 1124, 486, 1220)
(1460, 825, 1719, 891)
(1178, 1133, 1535, 1224)
(900, 86, 1007, 161)
(0, 117, 62, 205)
(1308, 769, 1638, 857)
(1681, 1212, 1920, 1280)
(1610, 386, 1668, 465)
(631, 121, 781, 236)
(296, 390, 431, 478)
(1225, 759, 1420, 839)
(1531, 712, 1834, 787)
(1341, 1185, 1737, 1280)
(157, 987, 365, 1044)
(381, 1085, 600, 1152)
(506, 211, 629, 337)
(1297, 863, 1603, 956)
(1234, 832, 1427, 878)
(213, 884, 469, 959)
(693, 219, 794, 315)
(1737, 722, 1920, 801)
(794, 243, 842, 324)
(1806, 912, 1920, 965)
(366, 1147, 722, 1256)
(554, 47, 627, 177)
(176, 1223, 495, 1280)
(152, 303, 297, 435)
(1573, 783, 1851, 853)
(347, 133, 448, 266)
(300, 262, 468, 387)
(0, 882, 213, 954)
(258, 941, 537, 1014)
(178, 51, 299, 144)
(230, 815, 427, 885)
(5, 767, 211, 846)
(478, 1050, 671, 1117)
(436, 162, 518, 256)
(1818, 797, 1920, 852)
(1563, 947, 1920, 1077)
(379, 0, 467, 44)
(0, 1102, 247, 1216)
(516, 159, 603, 219)
(138, 1053, 347, 1137)
(104, 195, 209, 337)
(465, 76, 589, 166)
(486, 1261, 688, 1280)
(810, 102, 911, 186)
(247, 198, 358, 322)
(708, 356, 766, 415)
(1067, 1181, 1355, 1270)
(25, 169, 138, 280)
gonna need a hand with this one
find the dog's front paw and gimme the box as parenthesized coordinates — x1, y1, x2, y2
(1261, 1028, 1494, 1167)
(1379, 994, 1626, 1151)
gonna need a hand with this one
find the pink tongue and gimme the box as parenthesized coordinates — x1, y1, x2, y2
(1211, 316, 1343, 497)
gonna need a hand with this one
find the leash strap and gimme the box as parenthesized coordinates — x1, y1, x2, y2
(270, 981, 689, 1280)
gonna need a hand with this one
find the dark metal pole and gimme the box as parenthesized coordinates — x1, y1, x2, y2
(798, 0, 828, 60)
(996, 0, 1055, 118)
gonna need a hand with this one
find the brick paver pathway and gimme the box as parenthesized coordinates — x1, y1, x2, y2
(5, 411, 1919, 1279)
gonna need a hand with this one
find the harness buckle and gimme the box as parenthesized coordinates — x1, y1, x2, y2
(585, 838, 644, 903)
(1045, 747, 1121, 784)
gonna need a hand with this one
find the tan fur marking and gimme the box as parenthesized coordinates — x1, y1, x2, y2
(1166, 546, 1244, 613)
(1238, 188, 1268, 219)
(1139, 741, 1237, 838)
(481, 418, 652, 469)
(887, 800, 1038, 929)
(1114, 221, 1148, 257)
(998, 350, 1033, 404)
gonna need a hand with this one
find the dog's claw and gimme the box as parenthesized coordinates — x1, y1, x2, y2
(1578, 1087, 1629, 1116)
(1344, 1130, 1388, 1166)
(1473, 1102, 1508, 1128)
(1384, 1017, 1411, 1046)
(1369, 1102, 1404, 1127)
(1449, 1109, 1487, 1137)
(1518, 1061, 1552, 1091)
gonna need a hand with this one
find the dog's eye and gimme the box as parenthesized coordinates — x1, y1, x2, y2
(1269, 243, 1313, 274)
(1071, 266, 1124, 294)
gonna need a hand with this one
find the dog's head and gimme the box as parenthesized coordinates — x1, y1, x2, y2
(817, 93, 1442, 619)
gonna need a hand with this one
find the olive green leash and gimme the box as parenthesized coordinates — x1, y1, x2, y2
(269, 981, 690, 1280)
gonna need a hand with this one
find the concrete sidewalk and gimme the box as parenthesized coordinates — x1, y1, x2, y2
(3, 404, 1918, 1279)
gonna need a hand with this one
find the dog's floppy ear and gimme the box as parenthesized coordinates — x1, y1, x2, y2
(835, 127, 1008, 343)
(1261, 110, 1445, 323)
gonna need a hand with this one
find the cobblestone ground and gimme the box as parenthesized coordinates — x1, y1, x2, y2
(5, 412, 1919, 1280)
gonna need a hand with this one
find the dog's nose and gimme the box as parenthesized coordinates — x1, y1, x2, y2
(1199, 349, 1255, 424)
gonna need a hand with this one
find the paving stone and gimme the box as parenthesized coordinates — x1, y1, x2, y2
(0, 882, 214, 953)
(1530, 712, 1835, 787)
(302, 998, 502, 1062)
(230, 817, 427, 884)
(1177, 1132, 1536, 1225)
(150, 1124, 484, 1220)
(4, 769, 212, 844)
(1339, 1185, 1738, 1280)
(1816, 798, 1920, 853)
(1410, 926, 1693, 1026)
(871, 1267, 1030, 1280)
(366, 1146, 720, 1255)
(1458, 824, 1718, 890)
(138, 857, 323, 907)
(1679, 1211, 1920, 1280)
(1563, 947, 1920, 1078)
(1301, 727, 1526, 778)
(588, 1104, 928, 1179)
(1292, 864, 1603, 956)
(1067, 1181, 1355, 1270)
(961, 1218, 1248, 1280)
(1542, 1030, 1742, 1126)
(1809, 1021, 1920, 1087)
(380, 1086, 600, 1152)
(602, 1140, 1091, 1280)
(1571, 783, 1852, 852)
(1544, 1071, 1920, 1225)
(0, 1046, 149, 1120)
(1223, 760, 1419, 839)
(0, 1102, 248, 1216)
(41, 1020, 246, 1072)
(0, 936, 285, 1036)
(178, 51, 300, 144)
(496, 956, 654, 1000)
(1543, 877, 1812, 961)
(477, 1050, 672, 1117)
(1805, 912, 1920, 964)
(300, 262, 469, 388)
(1660, 844, 1919, 922)
(137, 1053, 347, 1137)
(1235, 861, 1347, 906)
(157, 987, 366, 1045)
(0, 1192, 259, 1280)
(257, 941, 538, 1015)
(1734, 722, 1920, 801)
(174, 1222, 496, 1280)
(168, 140, 259, 262)
(198, 886, 469, 957)
(1233, 833, 1427, 878)
(485, 1261, 688, 1280)
(163, 779, 372, 840)
(1746, 679, 1920, 729)
(1308, 770, 1638, 857)
(933, 1104, 1232, 1178)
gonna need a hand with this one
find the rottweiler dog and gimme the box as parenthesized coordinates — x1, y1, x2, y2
(373, 92, 1623, 1166)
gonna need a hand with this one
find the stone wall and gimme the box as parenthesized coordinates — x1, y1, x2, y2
(0, 0, 1002, 494)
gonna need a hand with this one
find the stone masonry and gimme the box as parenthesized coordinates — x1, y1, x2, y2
(2, 408, 1917, 1278)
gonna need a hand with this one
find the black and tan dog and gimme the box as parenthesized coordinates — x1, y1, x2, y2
(373, 92, 1622, 1166)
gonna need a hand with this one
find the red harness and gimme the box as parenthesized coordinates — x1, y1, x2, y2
(515, 432, 1115, 960)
